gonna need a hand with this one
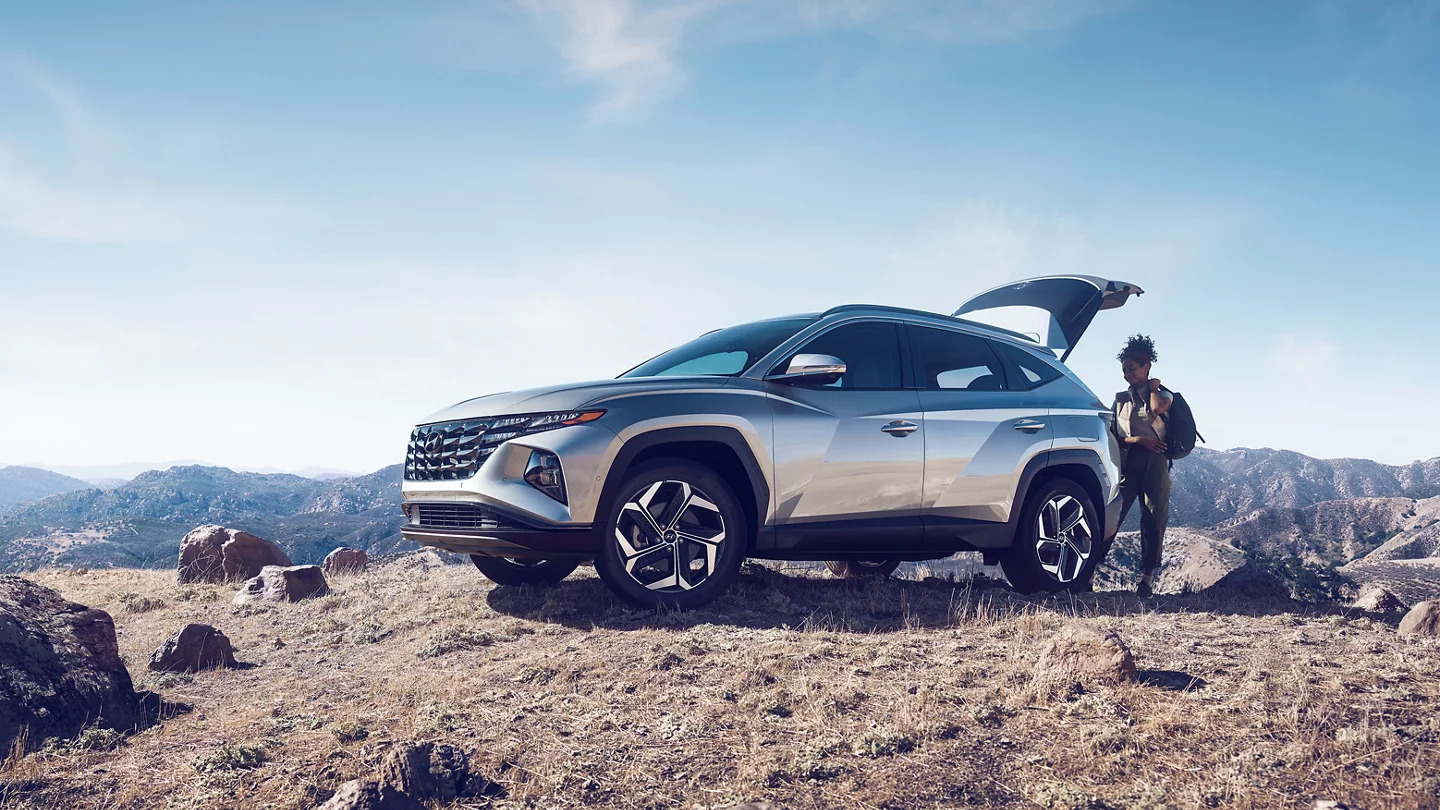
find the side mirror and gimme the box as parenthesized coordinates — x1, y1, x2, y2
(768, 353, 846, 385)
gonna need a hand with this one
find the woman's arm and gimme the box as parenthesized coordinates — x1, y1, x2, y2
(1149, 379, 1173, 416)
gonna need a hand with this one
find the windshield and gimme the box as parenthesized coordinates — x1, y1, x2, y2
(621, 316, 817, 378)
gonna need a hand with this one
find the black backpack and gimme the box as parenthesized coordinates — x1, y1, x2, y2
(1160, 386, 1204, 460)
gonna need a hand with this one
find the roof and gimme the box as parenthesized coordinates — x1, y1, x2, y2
(818, 303, 1043, 347)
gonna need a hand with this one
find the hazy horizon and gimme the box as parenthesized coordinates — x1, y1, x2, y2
(3, 1, 1437, 469)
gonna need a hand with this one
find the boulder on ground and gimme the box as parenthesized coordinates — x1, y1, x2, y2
(148, 624, 236, 672)
(379, 741, 497, 802)
(324, 547, 369, 576)
(1029, 623, 1137, 697)
(1398, 600, 1439, 637)
(0, 576, 144, 753)
(1352, 584, 1406, 614)
(232, 565, 329, 605)
(178, 525, 291, 584)
(315, 780, 425, 810)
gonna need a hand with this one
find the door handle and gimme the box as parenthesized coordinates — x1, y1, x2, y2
(881, 420, 919, 437)
(1013, 419, 1046, 433)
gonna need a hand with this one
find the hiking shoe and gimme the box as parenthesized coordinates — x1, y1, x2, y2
(1135, 581, 1154, 598)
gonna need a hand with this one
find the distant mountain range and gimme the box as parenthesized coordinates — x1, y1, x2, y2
(2, 447, 1439, 600)
(1163, 447, 1440, 527)
(0, 467, 94, 511)
(1, 460, 362, 487)
(0, 464, 404, 571)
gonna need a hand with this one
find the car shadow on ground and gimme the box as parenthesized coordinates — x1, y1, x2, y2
(483, 563, 1382, 634)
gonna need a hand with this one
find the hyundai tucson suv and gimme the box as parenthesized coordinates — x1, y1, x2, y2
(400, 275, 1141, 609)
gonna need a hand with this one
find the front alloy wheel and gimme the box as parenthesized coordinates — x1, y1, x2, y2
(1001, 477, 1098, 594)
(596, 460, 746, 610)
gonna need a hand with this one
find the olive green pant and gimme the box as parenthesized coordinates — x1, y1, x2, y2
(1118, 449, 1171, 580)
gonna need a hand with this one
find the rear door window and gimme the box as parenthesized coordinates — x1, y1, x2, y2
(906, 326, 1007, 391)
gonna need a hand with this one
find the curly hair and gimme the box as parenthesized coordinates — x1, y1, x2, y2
(1117, 334, 1158, 365)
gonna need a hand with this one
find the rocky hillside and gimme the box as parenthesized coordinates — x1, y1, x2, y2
(0, 466, 405, 572)
(0, 467, 93, 513)
(5, 564, 1437, 810)
(1167, 448, 1440, 527)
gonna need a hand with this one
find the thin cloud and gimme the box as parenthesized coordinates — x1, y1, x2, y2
(520, 0, 734, 122)
(0, 62, 319, 245)
(520, 0, 1136, 120)
(1269, 332, 1342, 378)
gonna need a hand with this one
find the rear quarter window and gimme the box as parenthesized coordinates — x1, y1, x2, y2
(991, 341, 1063, 390)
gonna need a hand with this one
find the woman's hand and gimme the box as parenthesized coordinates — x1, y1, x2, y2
(1127, 435, 1167, 454)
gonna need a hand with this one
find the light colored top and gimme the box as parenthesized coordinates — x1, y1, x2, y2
(1114, 384, 1172, 443)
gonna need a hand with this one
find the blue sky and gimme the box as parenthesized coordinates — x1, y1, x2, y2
(1, 0, 1437, 472)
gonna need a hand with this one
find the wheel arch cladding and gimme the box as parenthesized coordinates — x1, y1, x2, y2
(1032, 462, 1104, 525)
(602, 427, 766, 549)
(1009, 449, 1108, 537)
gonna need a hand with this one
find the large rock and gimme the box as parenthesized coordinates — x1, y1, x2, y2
(1352, 584, 1406, 614)
(1029, 623, 1137, 697)
(379, 741, 496, 802)
(148, 624, 237, 673)
(315, 780, 425, 810)
(323, 547, 369, 576)
(232, 566, 330, 605)
(0, 576, 144, 753)
(1398, 600, 1439, 637)
(177, 525, 291, 584)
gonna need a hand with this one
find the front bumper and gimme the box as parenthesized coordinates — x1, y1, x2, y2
(401, 506, 598, 559)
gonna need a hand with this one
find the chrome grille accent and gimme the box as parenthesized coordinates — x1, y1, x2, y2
(405, 420, 492, 481)
(403, 412, 599, 482)
(410, 503, 521, 530)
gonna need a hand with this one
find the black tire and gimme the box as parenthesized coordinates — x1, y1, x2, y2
(594, 460, 748, 610)
(824, 559, 901, 578)
(469, 555, 579, 586)
(1000, 477, 1100, 594)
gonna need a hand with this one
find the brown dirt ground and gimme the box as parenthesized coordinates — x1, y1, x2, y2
(3, 562, 1438, 810)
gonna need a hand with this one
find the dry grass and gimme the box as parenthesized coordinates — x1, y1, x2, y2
(2, 562, 1438, 810)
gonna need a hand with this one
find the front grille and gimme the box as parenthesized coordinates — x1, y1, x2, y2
(405, 420, 492, 481)
(410, 503, 523, 530)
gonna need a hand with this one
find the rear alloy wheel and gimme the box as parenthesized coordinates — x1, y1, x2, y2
(1001, 477, 1098, 594)
(469, 555, 579, 587)
(595, 460, 747, 610)
(824, 559, 901, 579)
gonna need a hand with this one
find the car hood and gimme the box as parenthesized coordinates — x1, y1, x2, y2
(418, 376, 737, 424)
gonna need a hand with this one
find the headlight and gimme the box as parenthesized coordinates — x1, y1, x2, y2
(471, 409, 604, 461)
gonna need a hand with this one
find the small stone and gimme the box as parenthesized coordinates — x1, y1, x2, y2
(379, 741, 497, 801)
(1029, 623, 1137, 698)
(1352, 585, 1406, 614)
(148, 624, 237, 673)
(323, 548, 369, 576)
(233, 565, 330, 605)
(1398, 600, 1439, 637)
(314, 780, 425, 810)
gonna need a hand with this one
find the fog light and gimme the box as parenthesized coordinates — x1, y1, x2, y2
(524, 450, 566, 504)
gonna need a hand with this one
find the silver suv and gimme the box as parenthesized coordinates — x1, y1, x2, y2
(401, 275, 1141, 609)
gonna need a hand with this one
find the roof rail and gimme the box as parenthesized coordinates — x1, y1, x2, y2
(819, 303, 1042, 345)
